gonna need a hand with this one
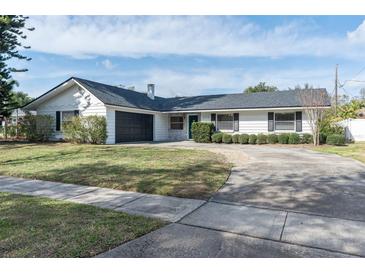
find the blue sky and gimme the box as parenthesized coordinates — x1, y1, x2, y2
(12, 16, 365, 98)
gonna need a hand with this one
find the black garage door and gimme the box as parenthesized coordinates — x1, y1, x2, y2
(115, 111, 153, 142)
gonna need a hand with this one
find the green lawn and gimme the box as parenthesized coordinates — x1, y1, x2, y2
(313, 142, 365, 164)
(0, 192, 163, 258)
(0, 143, 231, 199)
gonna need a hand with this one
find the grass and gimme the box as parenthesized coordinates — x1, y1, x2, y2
(313, 142, 365, 164)
(0, 142, 231, 199)
(0, 192, 163, 258)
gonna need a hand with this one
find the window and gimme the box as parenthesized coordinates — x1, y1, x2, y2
(170, 116, 183, 130)
(56, 110, 79, 131)
(217, 114, 233, 131)
(275, 113, 295, 130)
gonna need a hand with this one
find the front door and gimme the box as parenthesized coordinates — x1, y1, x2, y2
(188, 115, 199, 139)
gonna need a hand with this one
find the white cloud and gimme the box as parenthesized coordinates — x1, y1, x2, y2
(347, 20, 365, 44)
(128, 67, 335, 97)
(25, 16, 365, 59)
(101, 59, 115, 70)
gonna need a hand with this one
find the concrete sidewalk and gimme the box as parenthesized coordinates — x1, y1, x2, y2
(0, 176, 204, 222)
(2, 175, 365, 257)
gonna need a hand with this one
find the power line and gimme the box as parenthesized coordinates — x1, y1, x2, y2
(340, 65, 365, 87)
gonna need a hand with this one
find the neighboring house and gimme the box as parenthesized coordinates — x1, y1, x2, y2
(337, 119, 365, 142)
(23, 77, 331, 144)
(9, 109, 36, 125)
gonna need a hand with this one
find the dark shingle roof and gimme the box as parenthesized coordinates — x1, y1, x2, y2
(72, 77, 331, 111)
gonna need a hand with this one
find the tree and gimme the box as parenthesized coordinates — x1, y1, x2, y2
(0, 15, 33, 119)
(244, 82, 278, 93)
(299, 89, 330, 146)
(10, 91, 33, 108)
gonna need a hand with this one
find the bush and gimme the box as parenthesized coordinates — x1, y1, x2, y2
(222, 134, 232, 144)
(319, 133, 327, 144)
(326, 134, 345, 146)
(84, 116, 108, 144)
(288, 133, 300, 144)
(239, 134, 249, 144)
(191, 122, 214, 143)
(20, 114, 54, 141)
(301, 133, 313, 144)
(267, 134, 278, 144)
(256, 134, 267, 145)
(232, 134, 240, 144)
(211, 132, 223, 143)
(278, 133, 289, 144)
(249, 134, 257, 144)
(63, 115, 107, 144)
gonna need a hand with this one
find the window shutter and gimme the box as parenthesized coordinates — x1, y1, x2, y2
(296, 111, 302, 132)
(74, 110, 80, 116)
(268, 112, 274, 132)
(56, 111, 61, 131)
(233, 113, 239, 131)
(211, 113, 216, 130)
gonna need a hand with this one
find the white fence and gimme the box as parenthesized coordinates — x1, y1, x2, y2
(338, 119, 365, 142)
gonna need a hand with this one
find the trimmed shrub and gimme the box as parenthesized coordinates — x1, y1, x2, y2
(319, 133, 327, 145)
(20, 114, 54, 141)
(222, 134, 232, 144)
(63, 115, 107, 144)
(191, 122, 214, 143)
(301, 133, 313, 144)
(239, 134, 249, 144)
(211, 132, 223, 143)
(278, 133, 289, 144)
(326, 134, 345, 146)
(249, 134, 257, 144)
(84, 116, 108, 144)
(232, 134, 240, 144)
(63, 116, 88, 143)
(288, 133, 300, 144)
(256, 134, 267, 145)
(267, 134, 278, 144)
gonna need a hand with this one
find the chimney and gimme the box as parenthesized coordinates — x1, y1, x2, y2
(147, 84, 155, 100)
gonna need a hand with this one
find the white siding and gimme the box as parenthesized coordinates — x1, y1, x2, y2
(199, 109, 312, 134)
(106, 108, 115, 144)
(168, 113, 187, 141)
(36, 84, 106, 140)
(154, 113, 169, 141)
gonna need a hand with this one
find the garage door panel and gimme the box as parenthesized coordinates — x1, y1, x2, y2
(115, 111, 153, 142)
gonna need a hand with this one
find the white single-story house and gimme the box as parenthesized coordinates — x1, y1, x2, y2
(23, 77, 331, 144)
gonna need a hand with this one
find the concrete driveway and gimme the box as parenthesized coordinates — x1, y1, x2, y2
(100, 141, 365, 257)
(211, 145, 365, 222)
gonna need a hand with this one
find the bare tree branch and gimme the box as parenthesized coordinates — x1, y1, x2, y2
(298, 89, 330, 146)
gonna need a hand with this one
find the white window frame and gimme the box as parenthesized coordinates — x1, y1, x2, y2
(170, 115, 184, 130)
(216, 113, 234, 132)
(59, 110, 78, 131)
(274, 112, 295, 131)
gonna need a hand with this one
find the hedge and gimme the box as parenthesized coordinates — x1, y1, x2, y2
(301, 133, 313, 144)
(239, 134, 249, 144)
(222, 134, 232, 144)
(288, 133, 300, 144)
(278, 133, 289, 144)
(256, 134, 267, 145)
(249, 134, 257, 144)
(212, 132, 223, 143)
(19, 114, 54, 142)
(326, 134, 345, 146)
(232, 134, 240, 144)
(191, 122, 214, 143)
(63, 115, 107, 144)
(267, 134, 278, 144)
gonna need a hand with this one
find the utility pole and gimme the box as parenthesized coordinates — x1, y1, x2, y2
(335, 64, 338, 115)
